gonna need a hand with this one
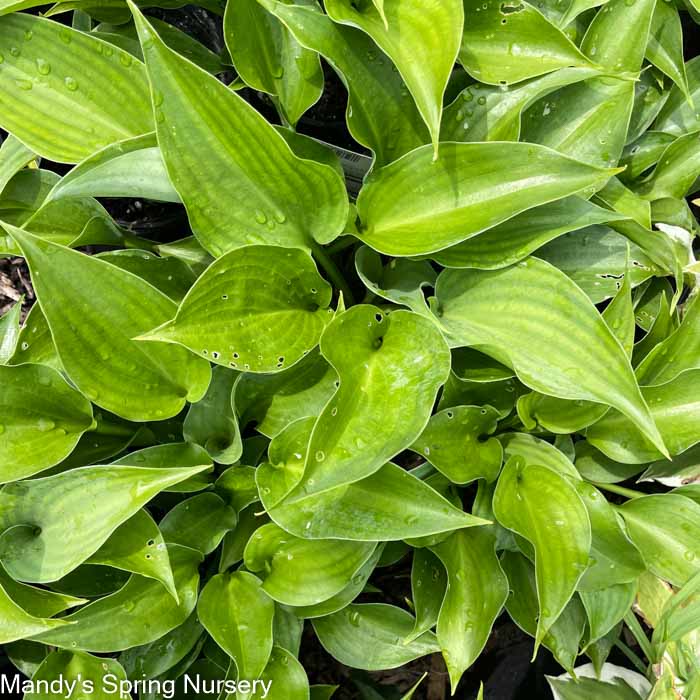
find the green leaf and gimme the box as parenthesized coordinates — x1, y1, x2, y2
(215, 466, 259, 513)
(159, 493, 237, 555)
(653, 570, 700, 646)
(636, 294, 700, 386)
(312, 604, 439, 670)
(587, 369, 700, 463)
(500, 551, 587, 672)
(436, 258, 667, 456)
(140, 16, 226, 75)
(119, 610, 203, 680)
(223, 0, 322, 126)
(516, 272, 635, 434)
(654, 56, 700, 136)
(87, 508, 176, 600)
(0, 363, 94, 482)
(142, 245, 333, 374)
(549, 675, 646, 700)
(406, 548, 446, 643)
(32, 544, 201, 652)
(24, 650, 128, 700)
(620, 131, 676, 182)
(440, 68, 600, 143)
(355, 246, 435, 316)
(432, 196, 624, 270)
(635, 133, 700, 201)
(235, 349, 337, 439)
(244, 522, 376, 606)
(281, 306, 450, 500)
(3, 640, 49, 679)
(7, 304, 60, 372)
(574, 442, 644, 484)
(0, 585, 66, 644)
(0, 463, 208, 582)
(640, 443, 700, 486)
(500, 432, 580, 480)
(198, 571, 274, 678)
(96, 249, 197, 304)
(255, 646, 310, 700)
(0, 134, 35, 195)
(581, 0, 656, 73)
(460, 0, 594, 85)
(646, 1, 690, 100)
(619, 494, 700, 586)
(184, 366, 241, 465)
(580, 582, 637, 646)
(356, 142, 618, 256)
(522, 77, 634, 170)
(575, 482, 645, 591)
(0, 565, 85, 618)
(5, 226, 211, 421)
(410, 406, 502, 484)
(111, 443, 214, 493)
(0, 14, 152, 162)
(324, 0, 463, 152)
(290, 546, 382, 621)
(46, 133, 180, 203)
(0, 298, 22, 364)
(130, 5, 347, 256)
(260, 457, 488, 541)
(258, 0, 429, 165)
(594, 177, 651, 230)
(493, 457, 591, 647)
(430, 529, 508, 692)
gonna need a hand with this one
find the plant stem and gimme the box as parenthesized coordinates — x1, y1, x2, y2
(624, 610, 655, 664)
(614, 640, 649, 676)
(311, 241, 356, 306)
(89, 418, 134, 438)
(327, 235, 357, 256)
(591, 482, 644, 500)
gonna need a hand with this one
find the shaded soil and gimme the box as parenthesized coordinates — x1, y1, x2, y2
(0, 256, 34, 320)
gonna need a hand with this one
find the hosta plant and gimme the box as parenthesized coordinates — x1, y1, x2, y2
(0, 0, 699, 697)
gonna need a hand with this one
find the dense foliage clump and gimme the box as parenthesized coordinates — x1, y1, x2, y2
(0, 0, 699, 697)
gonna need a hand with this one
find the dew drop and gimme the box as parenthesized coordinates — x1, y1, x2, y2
(36, 58, 50, 75)
(37, 418, 55, 432)
(64, 76, 78, 91)
(255, 210, 268, 225)
(15, 78, 32, 91)
(0, 424, 5, 435)
(349, 611, 361, 626)
(120, 52, 133, 67)
(315, 450, 325, 462)
(10, 46, 20, 57)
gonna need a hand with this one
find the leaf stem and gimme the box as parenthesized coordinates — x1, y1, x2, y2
(311, 241, 356, 306)
(326, 235, 357, 256)
(590, 482, 644, 500)
(624, 610, 655, 664)
(614, 639, 649, 676)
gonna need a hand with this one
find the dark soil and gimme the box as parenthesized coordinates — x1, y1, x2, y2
(0, 256, 34, 320)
